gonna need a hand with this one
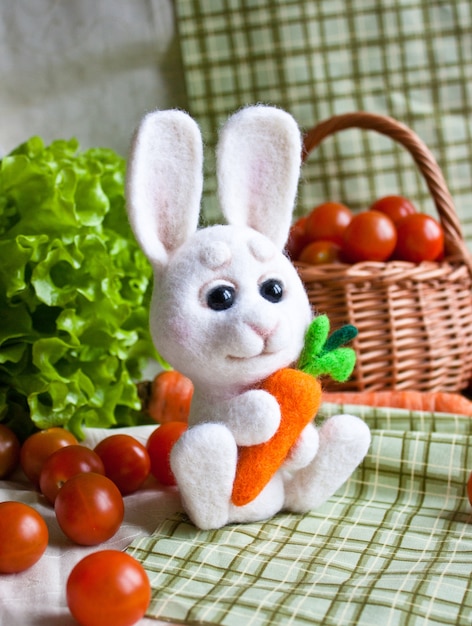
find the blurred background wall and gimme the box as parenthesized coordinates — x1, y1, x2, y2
(1, 0, 471, 245)
(0, 0, 186, 156)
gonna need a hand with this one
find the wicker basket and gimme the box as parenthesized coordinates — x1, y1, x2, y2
(296, 112, 472, 392)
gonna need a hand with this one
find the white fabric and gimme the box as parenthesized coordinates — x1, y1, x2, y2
(0, 425, 182, 626)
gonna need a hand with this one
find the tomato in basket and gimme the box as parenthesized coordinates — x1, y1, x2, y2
(342, 210, 397, 262)
(394, 213, 444, 262)
(304, 201, 353, 246)
(369, 195, 417, 224)
(286, 216, 310, 260)
(298, 240, 342, 265)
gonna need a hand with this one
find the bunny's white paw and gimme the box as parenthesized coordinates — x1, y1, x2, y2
(170, 423, 237, 529)
(216, 388, 281, 446)
(284, 414, 371, 512)
(282, 423, 319, 473)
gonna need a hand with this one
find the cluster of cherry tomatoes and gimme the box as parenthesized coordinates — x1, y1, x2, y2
(286, 195, 445, 265)
(0, 383, 191, 626)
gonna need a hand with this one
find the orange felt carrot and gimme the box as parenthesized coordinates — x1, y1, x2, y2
(231, 368, 322, 507)
(322, 390, 472, 416)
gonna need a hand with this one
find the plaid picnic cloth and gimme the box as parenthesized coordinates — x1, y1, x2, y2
(175, 0, 472, 249)
(127, 404, 472, 625)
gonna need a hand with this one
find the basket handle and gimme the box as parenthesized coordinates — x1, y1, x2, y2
(302, 111, 471, 265)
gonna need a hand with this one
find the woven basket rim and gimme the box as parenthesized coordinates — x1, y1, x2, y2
(295, 253, 467, 282)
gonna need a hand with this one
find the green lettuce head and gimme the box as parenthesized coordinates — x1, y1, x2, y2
(0, 136, 160, 439)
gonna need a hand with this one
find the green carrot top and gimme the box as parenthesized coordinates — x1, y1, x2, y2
(297, 314, 358, 382)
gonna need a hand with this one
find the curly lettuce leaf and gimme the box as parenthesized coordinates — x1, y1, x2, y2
(0, 136, 162, 439)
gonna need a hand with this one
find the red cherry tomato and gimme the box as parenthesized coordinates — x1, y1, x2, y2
(0, 424, 21, 478)
(394, 213, 445, 262)
(298, 240, 342, 265)
(20, 427, 78, 487)
(94, 434, 151, 495)
(55, 472, 124, 545)
(369, 195, 417, 224)
(67, 550, 151, 626)
(39, 445, 105, 504)
(468, 472, 472, 506)
(304, 202, 353, 246)
(342, 210, 397, 262)
(285, 216, 310, 260)
(0, 501, 48, 573)
(147, 422, 188, 486)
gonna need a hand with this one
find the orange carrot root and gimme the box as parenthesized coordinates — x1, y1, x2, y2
(231, 368, 322, 507)
(322, 390, 472, 416)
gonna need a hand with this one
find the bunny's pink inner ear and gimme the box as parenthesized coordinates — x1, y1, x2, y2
(126, 110, 203, 268)
(217, 106, 302, 250)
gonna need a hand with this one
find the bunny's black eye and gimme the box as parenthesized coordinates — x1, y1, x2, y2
(206, 285, 236, 311)
(260, 279, 284, 303)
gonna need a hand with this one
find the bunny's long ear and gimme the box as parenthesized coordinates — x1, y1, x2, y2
(126, 109, 203, 268)
(216, 105, 302, 250)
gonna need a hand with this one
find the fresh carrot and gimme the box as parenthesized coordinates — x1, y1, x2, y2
(147, 370, 194, 424)
(231, 368, 322, 507)
(322, 390, 472, 416)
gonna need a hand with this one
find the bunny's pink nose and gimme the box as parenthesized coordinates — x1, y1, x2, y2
(247, 322, 276, 340)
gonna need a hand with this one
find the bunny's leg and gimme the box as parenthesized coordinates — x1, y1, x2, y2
(170, 423, 237, 529)
(283, 414, 371, 512)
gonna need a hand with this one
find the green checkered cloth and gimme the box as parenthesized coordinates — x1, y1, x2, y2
(175, 0, 472, 250)
(127, 404, 472, 625)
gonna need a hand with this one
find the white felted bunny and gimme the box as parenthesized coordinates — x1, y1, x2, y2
(126, 105, 371, 530)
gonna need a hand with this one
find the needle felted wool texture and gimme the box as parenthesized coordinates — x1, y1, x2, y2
(126, 105, 370, 529)
(216, 108, 300, 250)
(298, 314, 358, 382)
(126, 110, 203, 268)
(232, 316, 360, 507)
(232, 368, 322, 507)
